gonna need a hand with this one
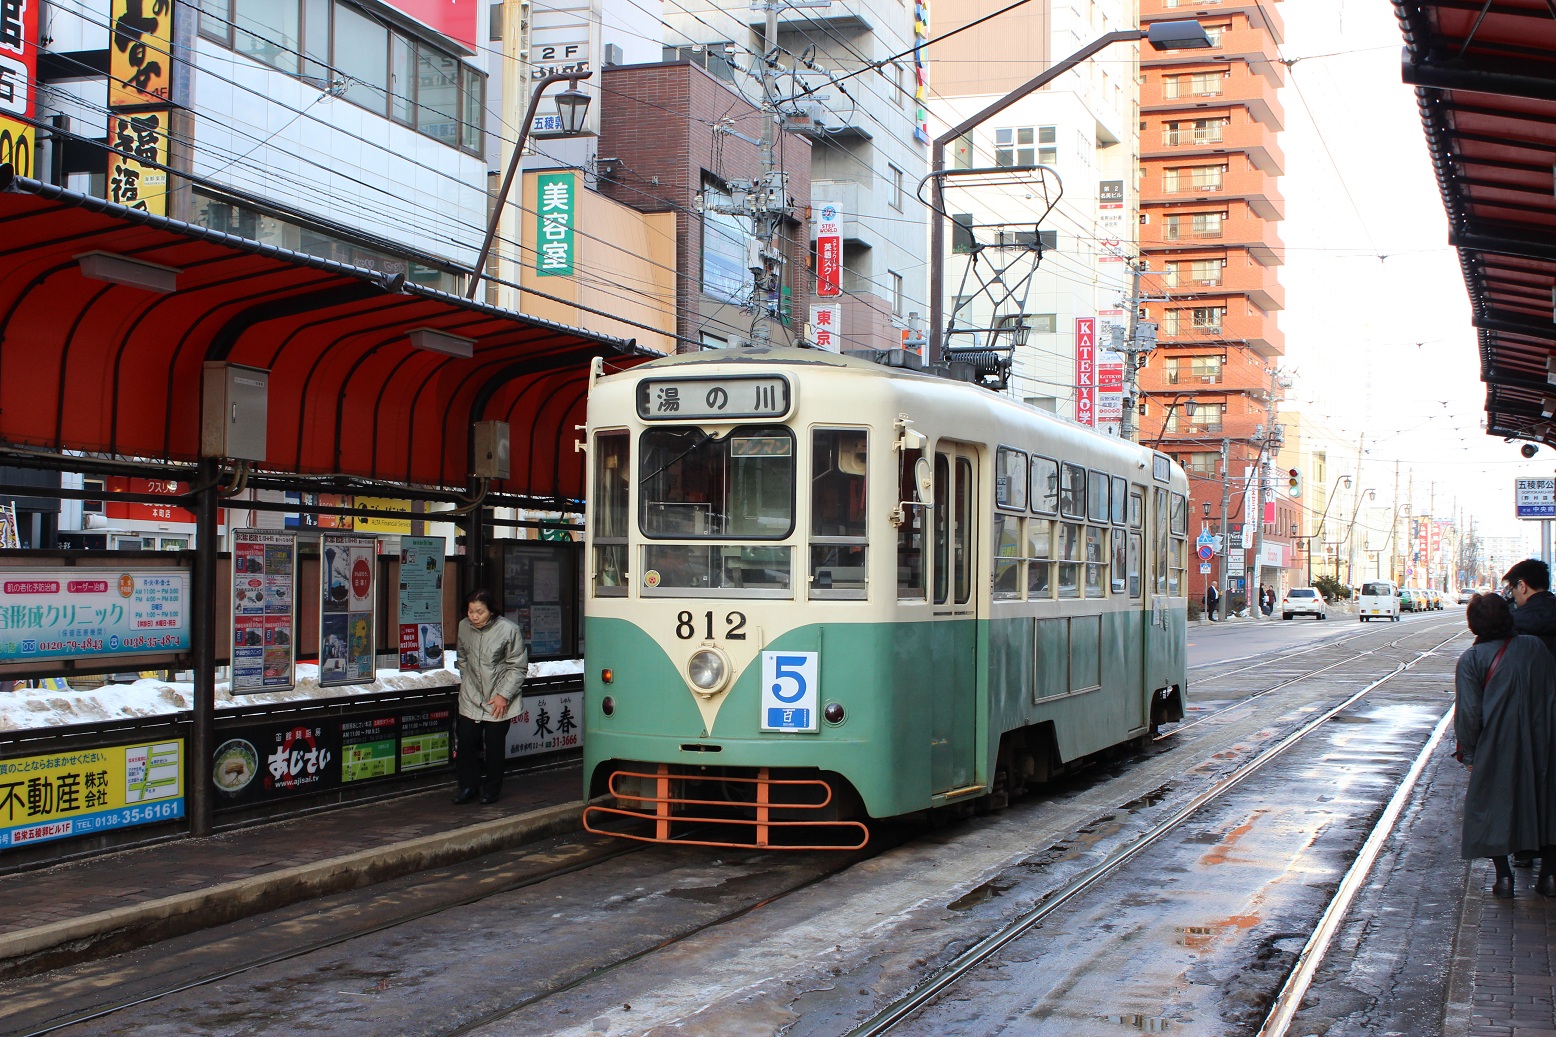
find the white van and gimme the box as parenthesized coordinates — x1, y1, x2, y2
(1359, 580, 1400, 622)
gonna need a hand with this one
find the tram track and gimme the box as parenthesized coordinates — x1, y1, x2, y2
(845, 624, 1466, 1036)
(4, 619, 1467, 1037)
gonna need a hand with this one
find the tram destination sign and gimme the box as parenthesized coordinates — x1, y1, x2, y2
(637, 375, 792, 421)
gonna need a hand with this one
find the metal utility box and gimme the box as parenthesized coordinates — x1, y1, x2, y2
(472, 420, 510, 479)
(202, 362, 269, 461)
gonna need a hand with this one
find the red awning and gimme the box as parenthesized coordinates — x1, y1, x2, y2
(1398, 0, 1556, 444)
(0, 175, 660, 501)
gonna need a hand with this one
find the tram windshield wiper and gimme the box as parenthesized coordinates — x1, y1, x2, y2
(640, 429, 715, 485)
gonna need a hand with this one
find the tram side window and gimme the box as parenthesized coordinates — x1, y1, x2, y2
(955, 457, 974, 605)
(1058, 522, 1082, 598)
(1127, 532, 1142, 598)
(934, 455, 950, 604)
(1128, 489, 1143, 530)
(1111, 526, 1128, 594)
(1087, 470, 1109, 523)
(1060, 463, 1086, 519)
(1027, 519, 1052, 597)
(898, 446, 926, 600)
(1031, 456, 1059, 515)
(1153, 489, 1169, 594)
(592, 431, 629, 596)
(1085, 526, 1105, 595)
(1111, 477, 1127, 525)
(993, 514, 1022, 600)
(997, 447, 1028, 509)
(810, 429, 869, 599)
(1169, 492, 1188, 595)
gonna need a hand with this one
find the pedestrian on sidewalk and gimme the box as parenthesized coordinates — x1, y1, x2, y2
(1205, 583, 1219, 622)
(453, 588, 528, 806)
(1500, 558, 1556, 869)
(1455, 592, 1556, 899)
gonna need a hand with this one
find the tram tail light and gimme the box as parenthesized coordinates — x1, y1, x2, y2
(824, 702, 845, 725)
(602, 696, 615, 716)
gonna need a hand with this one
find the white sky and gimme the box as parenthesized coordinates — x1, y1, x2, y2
(1279, 0, 1542, 549)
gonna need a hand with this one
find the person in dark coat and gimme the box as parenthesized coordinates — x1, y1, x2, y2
(1503, 558, 1556, 660)
(1205, 583, 1219, 622)
(1455, 592, 1556, 899)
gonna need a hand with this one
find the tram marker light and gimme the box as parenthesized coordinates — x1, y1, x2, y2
(601, 668, 614, 684)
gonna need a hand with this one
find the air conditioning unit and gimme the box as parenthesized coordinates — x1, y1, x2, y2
(1199, 280, 1218, 285)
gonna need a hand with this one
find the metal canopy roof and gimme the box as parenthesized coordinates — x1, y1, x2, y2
(0, 174, 659, 502)
(1398, 0, 1556, 444)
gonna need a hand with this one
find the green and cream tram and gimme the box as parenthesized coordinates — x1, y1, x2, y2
(581, 347, 1189, 849)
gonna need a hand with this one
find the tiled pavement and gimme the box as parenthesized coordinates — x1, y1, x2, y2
(1448, 859, 1556, 1037)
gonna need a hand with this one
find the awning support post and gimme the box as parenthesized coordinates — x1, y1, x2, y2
(189, 457, 219, 837)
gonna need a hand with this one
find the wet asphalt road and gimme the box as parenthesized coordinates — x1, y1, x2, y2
(8, 612, 1470, 1037)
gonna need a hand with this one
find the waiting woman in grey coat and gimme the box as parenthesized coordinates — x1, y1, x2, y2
(1456, 592, 1556, 898)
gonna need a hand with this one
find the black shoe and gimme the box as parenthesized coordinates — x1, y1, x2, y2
(480, 793, 499, 805)
(1538, 875, 1556, 897)
(452, 788, 478, 805)
(1494, 876, 1515, 899)
(1514, 852, 1535, 868)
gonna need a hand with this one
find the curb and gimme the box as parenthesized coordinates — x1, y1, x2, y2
(0, 798, 593, 979)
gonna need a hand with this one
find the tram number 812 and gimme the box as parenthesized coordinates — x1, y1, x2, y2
(675, 610, 747, 640)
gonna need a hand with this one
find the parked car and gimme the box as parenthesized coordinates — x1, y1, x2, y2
(1456, 587, 1474, 604)
(1282, 587, 1328, 620)
(1399, 588, 1422, 612)
(1358, 580, 1400, 622)
(1426, 588, 1444, 610)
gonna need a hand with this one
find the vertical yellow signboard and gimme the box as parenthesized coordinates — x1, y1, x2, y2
(0, 0, 38, 177)
(109, 0, 174, 108)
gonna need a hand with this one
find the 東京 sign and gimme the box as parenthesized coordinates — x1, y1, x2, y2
(637, 376, 792, 421)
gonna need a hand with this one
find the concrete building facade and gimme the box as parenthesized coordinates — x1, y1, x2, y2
(1135, 0, 1287, 603)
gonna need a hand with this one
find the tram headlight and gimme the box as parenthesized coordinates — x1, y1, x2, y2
(686, 649, 729, 694)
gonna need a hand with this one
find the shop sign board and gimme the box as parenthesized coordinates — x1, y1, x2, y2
(1, 740, 183, 850)
(0, 568, 190, 662)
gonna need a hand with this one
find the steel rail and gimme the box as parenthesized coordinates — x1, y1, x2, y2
(844, 628, 1466, 1037)
(1256, 706, 1456, 1037)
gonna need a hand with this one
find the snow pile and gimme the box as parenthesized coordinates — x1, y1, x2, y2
(0, 655, 583, 733)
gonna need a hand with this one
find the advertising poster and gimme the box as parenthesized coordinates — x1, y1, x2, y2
(108, 0, 173, 107)
(212, 722, 337, 807)
(1074, 317, 1097, 427)
(0, 740, 183, 850)
(320, 533, 376, 688)
(399, 707, 453, 770)
(231, 531, 296, 693)
(0, 0, 37, 178)
(0, 568, 191, 663)
(353, 496, 411, 534)
(106, 108, 169, 214)
(283, 491, 354, 529)
(397, 536, 446, 672)
(814, 202, 842, 297)
(340, 715, 397, 783)
(502, 691, 581, 758)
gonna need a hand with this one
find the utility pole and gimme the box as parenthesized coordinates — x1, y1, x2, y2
(1391, 461, 1401, 584)
(1406, 467, 1415, 586)
(700, 2, 814, 348)
(1119, 260, 1156, 443)
(1427, 480, 1436, 590)
(1217, 437, 1232, 619)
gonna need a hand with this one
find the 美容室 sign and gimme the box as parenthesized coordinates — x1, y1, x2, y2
(0, 569, 190, 661)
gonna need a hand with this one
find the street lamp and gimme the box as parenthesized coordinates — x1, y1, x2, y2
(1298, 475, 1352, 589)
(466, 70, 595, 300)
(1343, 488, 1377, 590)
(926, 21, 1213, 366)
(1146, 393, 1197, 447)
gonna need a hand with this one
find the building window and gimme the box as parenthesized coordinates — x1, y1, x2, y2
(1191, 306, 1225, 332)
(995, 126, 1056, 167)
(199, 0, 487, 156)
(889, 164, 904, 211)
(1162, 164, 1224, 193)
(1163, 119, 1225, 146)
(1165, 72, 1224, 98)
(953, 132, 974, 169)
(1183, 451, 1219, 475)
(1167, 403, 1224, 433)
(889, 270, 904, 315)
(702, 177, 755, 304)
(1030, 313, 1057, 334)
(1168, 259, 1224, 286)
(1163, 212, 1224, 241)
(81, 477, 105, 515)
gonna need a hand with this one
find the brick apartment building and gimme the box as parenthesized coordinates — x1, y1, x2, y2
(1135, 0, 1290, 605)
(596, 61, 813, 351)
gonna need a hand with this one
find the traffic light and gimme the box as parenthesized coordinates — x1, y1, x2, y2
(1287, 468, 1302, 497)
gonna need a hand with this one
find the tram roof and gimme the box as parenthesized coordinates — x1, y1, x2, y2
(1398, 1, 1556, 446)
(0, 173, 659, 502)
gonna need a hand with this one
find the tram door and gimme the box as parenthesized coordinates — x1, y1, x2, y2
(930, 442, 980, 794)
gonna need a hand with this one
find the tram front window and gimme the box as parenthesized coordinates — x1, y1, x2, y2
(638, 425, 795, 596)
